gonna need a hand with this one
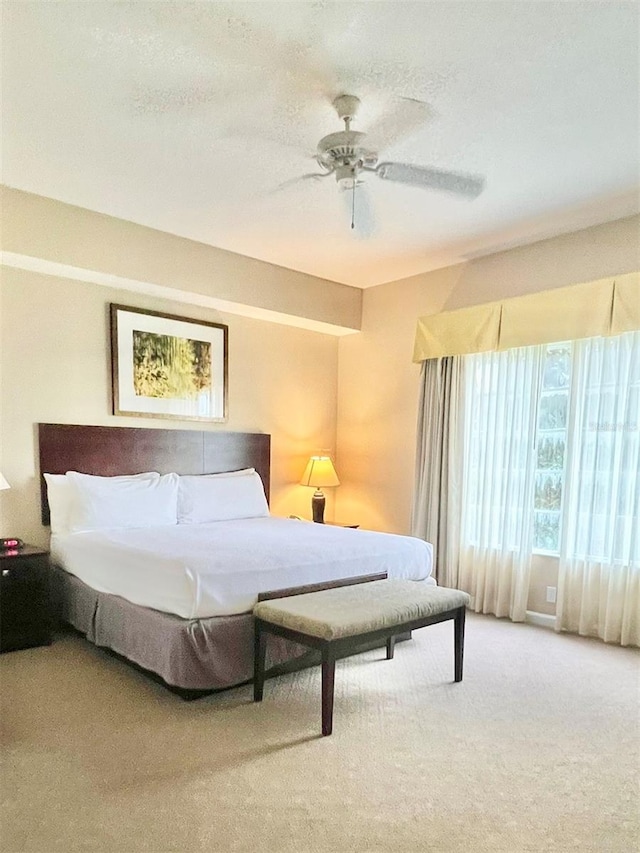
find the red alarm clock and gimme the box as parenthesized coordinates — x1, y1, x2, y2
(1, 538, 24, 550)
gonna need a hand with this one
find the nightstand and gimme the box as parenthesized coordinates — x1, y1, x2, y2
(323, 521, 360, 529)
(0, 546, 52, 653)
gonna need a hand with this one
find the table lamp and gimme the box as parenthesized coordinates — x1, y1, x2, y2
(300, 455, 340, 523)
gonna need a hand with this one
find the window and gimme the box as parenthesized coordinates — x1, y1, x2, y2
(566, 332, 640, 564)
(461, 332, 640, 561)
(533, 343, 571, 553)
(461, 345, 541, 553)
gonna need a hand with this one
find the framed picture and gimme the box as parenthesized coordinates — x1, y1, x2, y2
(110, 304, 228, 422)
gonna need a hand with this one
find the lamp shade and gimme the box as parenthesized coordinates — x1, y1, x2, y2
(300, 456, 340, 489)
(0, 473, 10, 491)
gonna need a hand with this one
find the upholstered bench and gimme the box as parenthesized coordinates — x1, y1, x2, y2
(253, 576, 470, 736)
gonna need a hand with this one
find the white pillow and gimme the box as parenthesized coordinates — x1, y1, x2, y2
(43, 473, 75, 535)
(178, 470, 269, 524)
(66, 471, 178, 532)
(44, 471, 161, 535)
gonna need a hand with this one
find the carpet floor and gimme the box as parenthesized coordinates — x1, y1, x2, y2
(0, 613, 638, 853)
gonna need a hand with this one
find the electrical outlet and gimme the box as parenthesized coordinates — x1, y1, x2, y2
(546, 586, 557, 604)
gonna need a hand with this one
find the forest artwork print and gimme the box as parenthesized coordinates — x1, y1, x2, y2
(132, 331, 211, 400)
(111, 305, 228, 421)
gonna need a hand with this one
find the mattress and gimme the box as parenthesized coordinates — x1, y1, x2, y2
(51, 517, 434, 619)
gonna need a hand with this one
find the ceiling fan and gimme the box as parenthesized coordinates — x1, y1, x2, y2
(281, 94, 486, 234)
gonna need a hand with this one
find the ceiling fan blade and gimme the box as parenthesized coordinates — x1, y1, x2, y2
(340, 183, 376, 238)
(151, 4, 338, 110)
(216, 7, 339, 102)
(269, 171, 333, 194)
(375, 162, 485, 198)
(118, 4, 339, 121)
(364, 96, 433, 152)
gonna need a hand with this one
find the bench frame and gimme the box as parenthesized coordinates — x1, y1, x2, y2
(253, 574, 466, 736)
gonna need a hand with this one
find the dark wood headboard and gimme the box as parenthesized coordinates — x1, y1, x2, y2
(38, 423, 271, 525)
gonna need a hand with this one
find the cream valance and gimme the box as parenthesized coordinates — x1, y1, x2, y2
(611, 272, 640, 335)
(413, 272, 639, 362)
(413, 302, 501, 361)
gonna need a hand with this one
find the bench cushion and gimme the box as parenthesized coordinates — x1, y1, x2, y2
(253, 580, 470, 641)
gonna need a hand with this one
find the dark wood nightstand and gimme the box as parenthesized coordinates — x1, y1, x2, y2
(0, 546, 52, 653)
(323, 521, 359, 529)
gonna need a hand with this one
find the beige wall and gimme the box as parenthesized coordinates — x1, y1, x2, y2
(1, 187, 362, 334)
(335, 214, 639, 613)
(0, 268, 339, 547)
(1, 195, 637, 615)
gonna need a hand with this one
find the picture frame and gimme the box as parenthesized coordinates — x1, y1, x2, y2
(110, 304, 228, 422)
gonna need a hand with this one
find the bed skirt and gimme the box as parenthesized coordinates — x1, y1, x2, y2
(51, 565, 309, 693)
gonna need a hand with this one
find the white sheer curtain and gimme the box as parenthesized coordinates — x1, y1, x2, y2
(556, 331, 640, 646)
(458, 346, 542, 621)
(411, 358, 463, 587)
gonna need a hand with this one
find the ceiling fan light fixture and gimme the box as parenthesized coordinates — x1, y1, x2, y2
(335, 162, 359, 190)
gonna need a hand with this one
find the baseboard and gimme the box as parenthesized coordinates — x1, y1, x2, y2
(525, 610, 556, 629)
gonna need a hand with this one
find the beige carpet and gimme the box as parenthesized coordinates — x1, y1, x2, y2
(1, 614, 638, 853)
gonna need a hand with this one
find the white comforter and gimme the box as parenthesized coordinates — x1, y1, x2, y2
(51, 517, 434, 618)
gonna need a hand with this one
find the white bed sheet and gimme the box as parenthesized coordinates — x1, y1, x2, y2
(51, 517, 435, 619)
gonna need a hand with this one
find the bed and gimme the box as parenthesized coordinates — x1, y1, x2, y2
(39, 423, 434, 697)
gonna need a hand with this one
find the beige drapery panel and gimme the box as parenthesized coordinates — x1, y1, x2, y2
(411, 357, 464, 587)
(413, 272, 639, 361)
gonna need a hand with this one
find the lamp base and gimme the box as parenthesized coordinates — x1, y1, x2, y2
(311, 489, 326, 523)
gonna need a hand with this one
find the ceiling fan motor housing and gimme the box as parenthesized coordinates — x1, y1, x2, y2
(316, 130, 378, 182)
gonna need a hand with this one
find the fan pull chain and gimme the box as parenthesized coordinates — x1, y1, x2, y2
(351, 181, 355, 230)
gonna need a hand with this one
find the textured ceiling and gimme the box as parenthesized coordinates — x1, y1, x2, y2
(2, 1, 639, 287)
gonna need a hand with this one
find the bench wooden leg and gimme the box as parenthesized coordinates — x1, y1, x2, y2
(386, 634, 396, 660)
(321, 647, 336, 736)
(253, 621, 267, 702)
(454, 606, 465, 682)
